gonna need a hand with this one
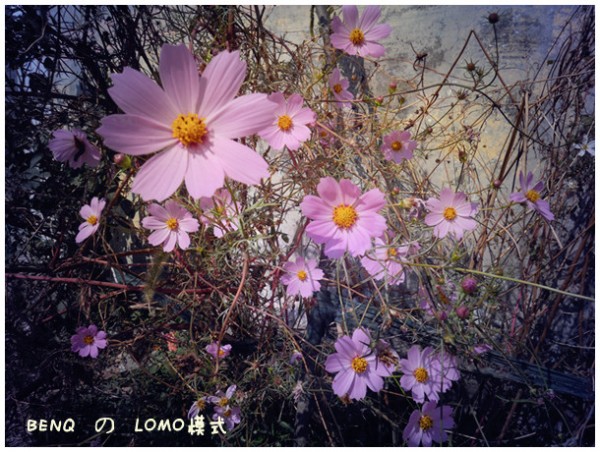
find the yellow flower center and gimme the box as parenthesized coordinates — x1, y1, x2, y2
(214, 205, 226, 216)
(86, 215, 98, 226)
(83, 335, 95, 345)
(391, 141, 403, 151)
(196, 399, 206, 410)
(333, 83, 343, 94)
(172, 113, 208, 147)
(387, 247, 397, 259)
(419, 415, 433, 431)
(218, 397, 229, 407)
(296, 270, 308, 281)
(166, 218, 179, 231)
(278, 114, 293, 131)
(351, 356, 368, 374)
(525, 189, 541, 203)
(413, 367, 428, 383)
(218, 349, 226, 357)
(332, 204, 358, 229)
(443, 207, 457, 221)
(224, 409, 232, 418)
(349, 28, 366, 46)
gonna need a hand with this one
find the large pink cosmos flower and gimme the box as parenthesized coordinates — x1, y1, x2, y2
(424, 187, 478, 239)
(399, 345, 440, 403)
(509, 171, 554, 221)
(76, 197, 106, 243)
(141, 200, 199, 252)
(329, 68, 354, 108)
(331, 6, 392, 58)
(300, 177, 387, 258)
(280, 256, 324, 298)
(199, 188, 240, 238)
(381, 130, 417, 163)
(49, 129, 101, 168)
(258, 92, 316, 151)
(325, 328, 390, 400)
(403, 401, 455, 447)
(97, 45, 275, 201)
(71, 324, 107, 358)
(361, 234, 420, 286)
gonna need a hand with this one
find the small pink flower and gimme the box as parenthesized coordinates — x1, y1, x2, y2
(331, 5, 392, 58)
(424, 187, 478, 239)
(76, 197, 106, 243)
(259, 92, 316, 151)
(205, 342, 232, 359)
(325, 328, 390, 400)
(97, 45, 274, 202)
(48, 129, 101, 169)
(70, 324, 107, 358)
(399, 345, 440, 403)
(188, 396, 208, 419)
(300, 177, 387, 258)
(509, 171, 554, 221)
(316, 122, 337, 148)
(381, 130, 417, 163)
(199, 188, 240, 238)
(329, 68, 353, 108)
(361, 234, 420, 286)
(141, 200, 199, 252)
(403, 401, 455, 447)
(280, 257, 324, 298)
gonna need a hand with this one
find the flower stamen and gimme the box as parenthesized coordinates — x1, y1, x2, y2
(351, 356, 368, 374)
(333, 83, 343, 94)
(278, 115, 293, 132)
(525, 189, 541, 203)
(391, 141, 403, 151)
(166, 218, 179, 231)
(172, 113, 207, 147)
(413, 367, 428, 383)
(83, 335, 95, 345)
(296, 270, 308, 281)
(86, 215, 98, 226)
(349, 28, 366, 46)
(419, 414, 433, 431)
(443, 207, 457, 221)
(333, 205, 358, 229)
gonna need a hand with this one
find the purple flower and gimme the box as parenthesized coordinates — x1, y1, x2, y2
(331, 6, 392, 58)
(300, 177, 387, 258)
(199, 188, 240, 238)
(381, 130, 417, 163)
(48, 129, 101, 169)
(290, 350, 303, 365)
(329, 68, 353, 108)
(361, 234, 420, 286)
(208, 385, 237, 408)
(430, 351, 460, 393)
(141, 200, 200, 252)
(509, 171, 554, 221)
(324, 328, 389, 400)
(212, 405, 241, 431)
(280, 257, 324, 298)
(375, 339, 400, 376)
(205, 342, 232, 360)
(403, 401, 455, 447)
(460, 276, 478, 294)
(424, 187, 478, 239)
(399, 345, 440, 403)
(70, 324, 107, 358)
(187, 397, 207, 419)
(574, 136, 595, 157)
(76, 197, 106, 243)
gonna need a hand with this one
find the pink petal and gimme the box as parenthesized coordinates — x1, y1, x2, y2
(198, 50, 246, 117)
(352, 328, 371, 350)
(305, 219, 338, 243)
(434, 220, 451, 239)
(147, 203, 170, 221)
(212, 137, 269, 186)
(332, 369, 355, 397)
(75, 225, 96, 243)
(424, 212, 444, 226)
(359, 5, 382, 30)
(348, 375, 367, 400)
(163, 232, 178, 252)
(179, 217, 200, 233)
(361, 41, 386, 58)
(300, 196, 332, 220)
(148, 228, 170, 247)
(325, 353, 345, 373)
(142, 216, 167, 230)
(334, 336, 357, 358)
(210, 93, 276, 139)
(356, 188, 385, 213)
(97, 115, 176, 156)
(292, 108, 316, 125)
(177, 231, 191, 250)
(342, 5, 359, 28)
(159, 44, 200, 114)
(184, 149, 225, 199)
(316, 177, 344, 206)
(131, 145, 189, 201)
(339, 179, 362, 204)
(365, 23, 392, 41)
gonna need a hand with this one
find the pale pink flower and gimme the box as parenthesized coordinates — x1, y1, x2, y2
(258, 92, 316, 151)
(76, 197, 106, 243)
(205, 342, 232, 359)
(403, 401, 455, 447)
(300, 177, 387, 258)
(424, 187, 478, 239)
(49, 129, 101, 168)
(329, 68, 353, 108)
(509, 171, 554, 221)
(381, 130, 417, 163)
(141, 200, 199, 252)
(331, 6, 392, 58)
(280, 257, 324, 298)
(325, 328, 389, 400)
(97, 45, 274, 201)
(316, 121, 337, 147)
(399, 345, 440, 403)
(70, 324, 107, 358)
(199, 188, 240, 238)
(187, 397, 208, 419)
(361, 234, 420, 286)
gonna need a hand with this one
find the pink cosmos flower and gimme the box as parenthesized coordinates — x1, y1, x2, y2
(509, 171, 554, 221)
(424, 187, 478, 239)
(205, 342, 232, 360)
(399, 345, 440, 403)
(71, 324, 107, 358)
(331, 6, 392, 58)
(141, 200, 200, 252)
(76, 197, 106, 243)
(188, 397, 208, 419)
(329, 68, 353, 108)
(97, 45, 275, 202)
(199, 188, 240, 237)
(212, 405, 242, 431)
(361, 234, 420, 286)
(300, 177, 387, 258)
(48, 129, 101, 168)
(381, 130, 417, 163)
(324, 328, 390, 400)
(258, 92, 316, 151)
(280, 257, 324, 298)
(403, 401, 455, 447)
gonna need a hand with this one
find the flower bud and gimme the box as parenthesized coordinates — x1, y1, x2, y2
(455, 305, 470, 319)
(113, 153, 131, 169)
(461, 276, 478, 294)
